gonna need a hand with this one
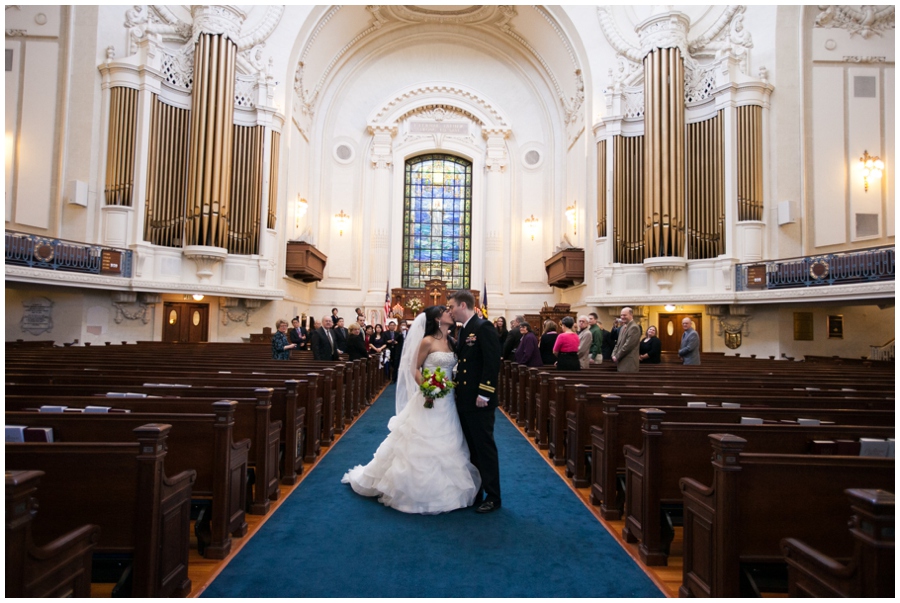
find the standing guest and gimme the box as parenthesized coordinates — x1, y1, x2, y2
(333, 317, 348, 354)
(272, 319, 298, 360)
(600, 318, 615, 361)
(611, 307, 641, 373)
(312, 315, 338, 361)
(514, 322, 543, 368)
(639, 325, 662, 364)
(364, 325, 375, 351)
(539, 320, 559, 366)
(588, 313, 604, 364)
(345, 322, 368, 361)
(447, 289, 502, 513)
(383, 321, 401, 382)
(369, 323, 387, 361)
(331, 308, 340, 323)
(502, 315, 525, 361)
(357, 314, 367, 330)
(577, 315, 593, 369)
(288, 316, 308, 350)
(679, 318, 701, 365)
(494, 316, 509, 348)
(552, 316, 580, 371)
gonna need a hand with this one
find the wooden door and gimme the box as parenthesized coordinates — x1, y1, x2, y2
(657, 313, 702, 354)
(162, 303, 209, 343)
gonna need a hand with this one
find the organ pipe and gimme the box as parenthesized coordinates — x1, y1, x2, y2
(186, 33, 237, 248)
(685, 111, 725, 259)
(227, 125, 263, 255)
(104, 87, 138, 206)
(737, 105, 764, 221)
(144, 96, 190, 247)
(643, 47, 685, 258)
(613, 135, 645, 264)
(268, 130, 280, 230)
(596, 140, 607, 238)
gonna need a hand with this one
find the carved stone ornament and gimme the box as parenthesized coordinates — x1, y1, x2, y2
(21, 296, 54, 335)
(220, 298, 258, 327)
(815, 6, 895, 39)
(183, 245, 228, 281)
(643, 256, 687, 290)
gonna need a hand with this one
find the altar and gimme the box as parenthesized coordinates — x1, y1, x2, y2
(390, 280, 480, 321)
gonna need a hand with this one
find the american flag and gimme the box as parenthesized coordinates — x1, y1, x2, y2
(481, 281, 488, 320)
(384, 281, 391, 324)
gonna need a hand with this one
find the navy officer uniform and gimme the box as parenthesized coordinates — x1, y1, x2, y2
(455, 314, 502, 509)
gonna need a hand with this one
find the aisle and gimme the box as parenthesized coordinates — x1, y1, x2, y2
(200, 385, 663, 598)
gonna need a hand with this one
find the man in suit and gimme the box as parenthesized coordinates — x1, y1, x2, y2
(448, 290, 502, 514)
(611, 307, 641, 373)
(312, 315, 338, 361)
(384, 321, 402, 382)
(501, 315, 525, 361)
(679, 317, 701, 365)
(289, 316, 308, 350)
(332, 317, 348, 354)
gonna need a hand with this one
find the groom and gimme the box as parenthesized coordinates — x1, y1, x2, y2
(448, 290, 502, 513)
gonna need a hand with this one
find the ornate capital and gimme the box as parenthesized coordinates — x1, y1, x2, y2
(643, 257, 687, 290)
(367, 125, 397, 169)
(636, 10, 691, 60)
(483, 128, 510, 173)
(183, 245, 228, 281)
(191, 5, 246, 43)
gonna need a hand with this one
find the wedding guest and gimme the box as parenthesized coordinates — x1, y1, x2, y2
(494, 316, 509, 348)
(333, 316, 348, 354)
(639, 325, 662, 364)
(601, 318, 619, 361)
(369, 323, 387, 357)
(364, 325, 375, 350)
(514, 322, 543, 368)
(346, 322, 368, 361)
(331, 307, 340, 323)
(577, 315, 592, 369)
(539, 320, 559, 366)
(611, 308, 641, 373)
(272, 319, 297, 360)
(553, 316, 580, 371)
(502, 315, 525, 361)
(588, 313, 604, 364)
(288, 316, 308, 350)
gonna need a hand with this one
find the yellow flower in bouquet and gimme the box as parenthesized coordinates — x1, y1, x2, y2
(419, 367, 455, 409)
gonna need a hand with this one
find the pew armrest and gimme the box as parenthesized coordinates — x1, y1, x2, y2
(18, 523, 101, 598)
(782, 537, 856, 598)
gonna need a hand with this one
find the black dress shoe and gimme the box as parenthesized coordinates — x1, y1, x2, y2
(475, 500, 501, 514)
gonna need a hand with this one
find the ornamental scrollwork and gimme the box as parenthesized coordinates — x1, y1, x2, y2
(815, 5, 895, 39)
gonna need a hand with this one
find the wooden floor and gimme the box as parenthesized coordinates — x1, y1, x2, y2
(91, 392, 686, 598)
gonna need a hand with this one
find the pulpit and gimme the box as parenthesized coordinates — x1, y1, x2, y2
(285, 242, 327, 282)
(390, 280, 480, 321)
(544, 248, 585, 288)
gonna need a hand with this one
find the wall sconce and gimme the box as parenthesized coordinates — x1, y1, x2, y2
(193, 294, 205, 301)
(295, 196, 308, 228)
(334, 209, 350, 236)
(858, 150, 884, 192)
(664, 303, 676, 312)
(565, 201, 577, 235)
(524, 214, 540, 240)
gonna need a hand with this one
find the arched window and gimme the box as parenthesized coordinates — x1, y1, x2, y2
(402, 154, 472, 289)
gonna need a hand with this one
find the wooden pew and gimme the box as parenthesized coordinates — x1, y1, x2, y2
(7, 400, 249, 559)
(6, 424, 196, 597)
(6, 470, 101, 598)
(621, 409, 895, 566)
(6, 391, 280, 516)
(679, 434, 895, 597)
(781, 489, 894, 598)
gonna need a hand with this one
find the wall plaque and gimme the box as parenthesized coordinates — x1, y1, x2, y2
(409, 121, 468, 135)
(745, 265, 767, 289)
(101, 249, 123, 274)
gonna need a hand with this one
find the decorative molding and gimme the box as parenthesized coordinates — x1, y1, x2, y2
(219, 298, 259, 326)
(370, 83, 511, 128)
(183, 246, 228, 281)
(644, 257, 687, 290)
(815, 6, 895, 39)
(842, 56, 888, 63)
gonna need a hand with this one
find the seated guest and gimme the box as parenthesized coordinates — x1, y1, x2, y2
(639, 325, 662, 364)
(288, 316, 308, 350)
(514, 322, 543, 368)
(346, 322, 368, 361)
(272, 319, 298, 360)
(553, 316, 580, 371)
(539, 320, 559, 366)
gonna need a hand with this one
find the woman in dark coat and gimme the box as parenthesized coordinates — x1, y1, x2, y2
(539, 320, 559, 366)
(346, 322, 368, 361)
(514, 322, 543, 368)
(494, 316, 509, 349)
(639, 325, 662, 364)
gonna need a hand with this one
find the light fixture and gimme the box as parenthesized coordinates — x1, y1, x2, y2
(334, 209, 350, 236)
(664, 304, 676, 312)
(859, 150, 884, 192)
(524, 214, 540, 240)
(295, 196, 308, 228)
(565, 201, 577, 235)
(193, 294, 205, 301)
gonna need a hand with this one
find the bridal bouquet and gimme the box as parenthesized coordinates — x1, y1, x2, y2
(420, 367, 455, 409)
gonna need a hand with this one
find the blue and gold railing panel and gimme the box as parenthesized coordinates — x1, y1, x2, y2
(736, 246, 894, 291)
(5, 230, 133, 277)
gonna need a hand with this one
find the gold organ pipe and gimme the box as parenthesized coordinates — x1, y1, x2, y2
(597, 140, 607, 238)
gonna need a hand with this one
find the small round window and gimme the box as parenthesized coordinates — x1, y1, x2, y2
(192, 310, 201, 326)
(666, 320, 675, 336)
(168, 310, 178, 325)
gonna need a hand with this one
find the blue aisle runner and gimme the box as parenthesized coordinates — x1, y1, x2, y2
(202, 384, 663, 598)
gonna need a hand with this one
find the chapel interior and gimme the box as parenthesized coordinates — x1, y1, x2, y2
(4, 5, 896, 598)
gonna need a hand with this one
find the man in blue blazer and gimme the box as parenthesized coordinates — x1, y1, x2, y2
(448, 289, 502, 513)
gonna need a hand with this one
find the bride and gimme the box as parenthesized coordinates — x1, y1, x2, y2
(342, 305, 481, 514)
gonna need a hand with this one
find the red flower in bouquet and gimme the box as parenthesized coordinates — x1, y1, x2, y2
(420, 367, 455, 409)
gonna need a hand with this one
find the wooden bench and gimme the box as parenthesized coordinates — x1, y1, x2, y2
(7, 400, 249, 559)
(6, 424, 196, 597)
(621, 409, 895, 566)
(6, 470, 100, 598)
(781, 488, 894, 597)
(678, 434, 895, 597)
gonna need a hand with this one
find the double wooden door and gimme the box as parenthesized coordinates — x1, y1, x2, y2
(162, 302, 209, 343)
(657, 313, 702, 354)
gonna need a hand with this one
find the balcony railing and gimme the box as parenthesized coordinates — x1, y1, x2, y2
(5, 230, 133, 278)
(736, 245, 894, 292)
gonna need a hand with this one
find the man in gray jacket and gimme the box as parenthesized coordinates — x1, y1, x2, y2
(678, 318, 701, 365)
(611, 307, 641, 373)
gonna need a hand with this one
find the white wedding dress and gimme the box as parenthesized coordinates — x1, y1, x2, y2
(342, 351, 481, 514)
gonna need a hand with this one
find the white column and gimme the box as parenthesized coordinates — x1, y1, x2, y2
(367, 125, 396, 296)
(482, 128, 509, 299)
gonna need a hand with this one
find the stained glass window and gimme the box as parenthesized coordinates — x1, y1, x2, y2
(402, 154, 472, 290)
